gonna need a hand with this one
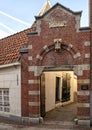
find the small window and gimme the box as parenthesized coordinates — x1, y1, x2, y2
(0, 89, 10, 112)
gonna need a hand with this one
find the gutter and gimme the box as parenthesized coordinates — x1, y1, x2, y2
(0, 62, 21, 69)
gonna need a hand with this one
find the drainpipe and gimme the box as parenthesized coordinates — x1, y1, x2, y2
(90, 28, 92, 126)
(89, 0, 92, 125)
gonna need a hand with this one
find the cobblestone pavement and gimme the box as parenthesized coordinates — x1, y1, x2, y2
(0, 121, 90, 130)
(44, 103, 77, 121)
(0, 103, 90, 129)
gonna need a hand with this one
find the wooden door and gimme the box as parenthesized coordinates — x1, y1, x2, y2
(40, 73, 46, 117)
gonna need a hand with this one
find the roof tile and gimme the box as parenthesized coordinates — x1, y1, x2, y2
(0, 28, 33, 65)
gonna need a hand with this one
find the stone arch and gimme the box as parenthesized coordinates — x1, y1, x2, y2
(36, 42, 81, 66)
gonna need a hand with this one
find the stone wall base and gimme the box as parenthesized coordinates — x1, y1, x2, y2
(0, 115, 43, 125)
(77, 119, 90, 126)
(22, 117, 43, 124)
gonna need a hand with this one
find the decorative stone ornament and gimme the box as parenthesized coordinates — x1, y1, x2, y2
(54, 39, 62, 51)
(49, 21, 67, 28)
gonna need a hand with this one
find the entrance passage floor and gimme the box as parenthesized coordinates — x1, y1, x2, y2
(44, 102, 77, 121)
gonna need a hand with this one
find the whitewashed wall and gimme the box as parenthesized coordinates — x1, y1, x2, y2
(0, 65, 21, 117)
(45, 72, 57, 112)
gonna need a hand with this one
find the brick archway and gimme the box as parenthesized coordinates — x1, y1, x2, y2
(36, 42, 81, 66)
(36, 42, 89, 120)
(28, 41, 90, 123)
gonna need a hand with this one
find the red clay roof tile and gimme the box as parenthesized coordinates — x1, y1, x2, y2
(0, 28, 32, 65)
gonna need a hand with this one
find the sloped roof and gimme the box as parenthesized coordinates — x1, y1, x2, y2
(0, 28, 32, 65)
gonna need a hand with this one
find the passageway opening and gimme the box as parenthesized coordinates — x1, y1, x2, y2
(40, 68, 77, 121)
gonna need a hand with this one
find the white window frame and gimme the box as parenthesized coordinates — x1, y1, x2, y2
(0, 89, 10, 113)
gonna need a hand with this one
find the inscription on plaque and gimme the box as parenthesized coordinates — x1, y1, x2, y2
(49, 21, 67, 28)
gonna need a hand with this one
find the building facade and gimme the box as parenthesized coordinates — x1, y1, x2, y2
(0, 0, 91, 125)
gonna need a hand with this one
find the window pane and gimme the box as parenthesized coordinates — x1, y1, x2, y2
(0, 89, 10, 112)
(4, 107, 10, 112)
(0, 91, 2, 95)
(0, 102, 2, 105)
(0, 96, 2, 100)
(4, 96, 9, 101)
(0, 107, 3, 111)
(4, 90, 9, 95)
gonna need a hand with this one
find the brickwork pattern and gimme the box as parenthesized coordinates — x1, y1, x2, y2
(25, 4, 91, 119)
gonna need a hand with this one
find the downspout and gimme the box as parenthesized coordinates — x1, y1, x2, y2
(90, 27, 92, 126)
(19, 47, 29, 117)
(89, 0, 92, 126)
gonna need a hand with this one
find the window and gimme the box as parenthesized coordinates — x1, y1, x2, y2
(0, 89, 10, 112)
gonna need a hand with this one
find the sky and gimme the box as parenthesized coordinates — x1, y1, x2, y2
(0, 0, 88, 39)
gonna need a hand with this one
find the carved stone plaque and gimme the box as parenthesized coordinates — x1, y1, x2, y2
(49, 20, 67, 28)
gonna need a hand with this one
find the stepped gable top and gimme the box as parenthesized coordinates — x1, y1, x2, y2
(36, 2, 82, 19)
(0, 27, 33, 65)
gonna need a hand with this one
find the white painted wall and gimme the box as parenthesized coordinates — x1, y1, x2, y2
(0, 65, 21, 117)
(45, 71, 62, 112)
(45, 72, 56, 112)
(44, 71, 77, 112)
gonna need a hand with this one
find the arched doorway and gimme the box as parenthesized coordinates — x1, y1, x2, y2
(40, 67, 78, 121)
(37, 41, 80, 120)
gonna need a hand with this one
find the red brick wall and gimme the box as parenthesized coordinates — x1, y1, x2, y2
(90, 0, 92, 90)
(21, 4, 91, 119)
(21, 53, 29, 116)
(78, 107, 90, 117)
(78, 95, 90, 103)
(89, 0, 92, 28)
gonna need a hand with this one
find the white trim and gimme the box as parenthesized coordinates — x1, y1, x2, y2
(28, 56, 32, 61)
(36, 54, 43, 60)
(84, 41, 90, 46)
(28, 80, 34, 84)
(22, 117, 43, 124)
(78, 79, 90, 84)
(77, 103, 90, 108)
(29, 102, 40, 106)
(28, 66, 44, 76)
(83, 79, 90, 84)
(29, 91, 40, 95)
(28, 45, 32, 49)
(0, 62, 21, 69)
(78, 91, 89, 96)
(82, 64, 90, 70)
(85, 53, 90, 58)
(73, 52, 81, 59)
(78, 120, 90, 126)
(43, 45, 48, 50)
